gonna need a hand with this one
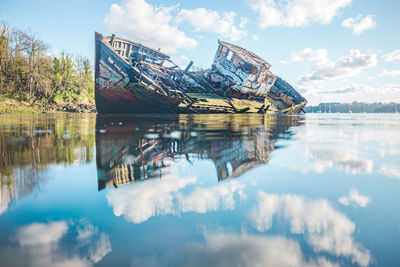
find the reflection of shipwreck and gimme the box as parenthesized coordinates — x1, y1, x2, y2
(95, 33, 307, 114)
(96, 114, 302, 190)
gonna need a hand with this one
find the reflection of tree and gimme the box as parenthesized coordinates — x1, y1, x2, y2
(0, 114, 96, 213)
(96, 114, 302, 190)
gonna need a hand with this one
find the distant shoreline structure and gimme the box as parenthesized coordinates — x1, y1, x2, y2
(305, 102, 399, 113)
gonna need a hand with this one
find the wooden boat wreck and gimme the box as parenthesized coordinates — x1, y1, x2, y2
(94, 32, 307, 114)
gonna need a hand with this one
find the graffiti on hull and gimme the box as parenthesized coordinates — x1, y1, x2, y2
(96, 59, 138, 102)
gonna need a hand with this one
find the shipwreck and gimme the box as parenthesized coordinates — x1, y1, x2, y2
(94, 32, 307, 114)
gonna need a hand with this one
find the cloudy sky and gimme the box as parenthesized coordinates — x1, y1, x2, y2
(1, 0, 400, 104)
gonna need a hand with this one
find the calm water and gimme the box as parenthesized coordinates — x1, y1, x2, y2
(0, 113, 399, 267)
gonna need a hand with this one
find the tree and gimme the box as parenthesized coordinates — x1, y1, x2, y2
(0, 23, 95, 105)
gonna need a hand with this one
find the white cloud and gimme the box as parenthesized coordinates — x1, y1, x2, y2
(172, 54, 191, 69)
(239, 17, 249, 29)
(301, 81, 399, 103)
(380, 69, 400, 77)
(178, 8, 247, 41)
(104, 0, 249, 52)
(291, 48, 328, 62)
(297, 49, 377, 84)
(382, 49, 400, 62)
(339, 189, 371, 207)
(248, 0, 352, 28)
(179, 55, 189, 62)
(342, 15, 376, 35)
(379, 164, 400, 179)
(250, 192, 371, 266)
(104, 0, 197, 53)
(385, 83, 400, 93)
(252, 34, 259, 41)
(46, 48, 60, 58)
(325, 83, 400, 96)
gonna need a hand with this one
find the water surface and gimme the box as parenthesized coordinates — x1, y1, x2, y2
(0, 113, 399, 266)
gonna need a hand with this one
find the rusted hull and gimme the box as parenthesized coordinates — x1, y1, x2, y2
(95, 33, 181, 114)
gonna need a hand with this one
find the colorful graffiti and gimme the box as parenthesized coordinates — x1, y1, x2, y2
(96, 60, 137, 102)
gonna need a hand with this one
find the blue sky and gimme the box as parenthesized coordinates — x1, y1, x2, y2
(1, 0, 400, 105)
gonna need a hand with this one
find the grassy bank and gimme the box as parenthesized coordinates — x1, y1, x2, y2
(0, 96, 96, 113)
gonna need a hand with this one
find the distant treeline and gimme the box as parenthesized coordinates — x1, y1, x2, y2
(305, 102, 400, 113)
(0, 24, 94, 104)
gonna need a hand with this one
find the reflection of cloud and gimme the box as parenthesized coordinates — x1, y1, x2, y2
(133, 232, 337, 267)
(107, 174, 197, 223)
(0, 220, 111, 267)
(339, 190, 371, 207)
(179, 233, 337, 267)
(286, 120, 384, 175)
(178, 181, 245, 213)
(89, 233, 112, 264)
(76, 219, 112, 263)
(0, 180, 12, 215)
(379, 164, 400, 180)
(302, 147, 373, 175)
(287, 115, 400, 178)
(16, 221, 68, 246)
(77, 219, 97, 244)
(250, 191, 371, 266)
(106, 174, 245, 224)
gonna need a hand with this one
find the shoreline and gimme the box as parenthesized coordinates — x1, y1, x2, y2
(0, 98, 96, 114)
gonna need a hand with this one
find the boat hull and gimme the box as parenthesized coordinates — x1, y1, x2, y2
(94, 32, 307, 114)
(95, 33, 181, 114)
